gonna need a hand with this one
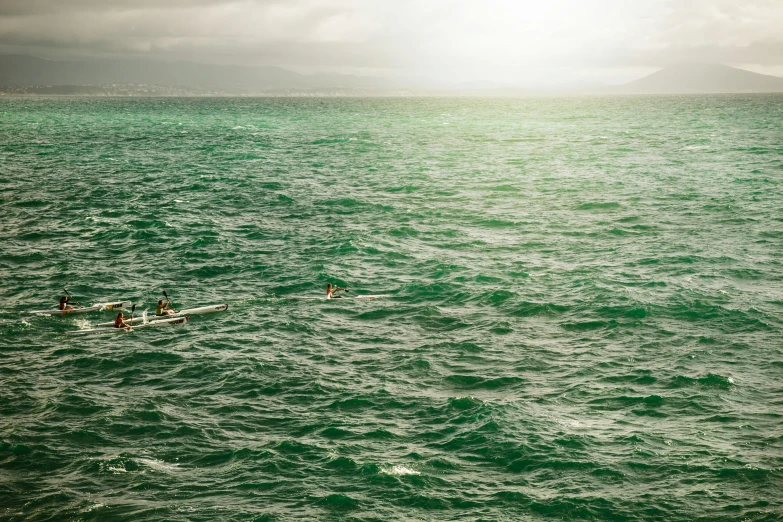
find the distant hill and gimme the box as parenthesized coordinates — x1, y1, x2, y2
(4, 55, 783, 96)
(608, 64, 783, 94)
(0, 54, 391, 93)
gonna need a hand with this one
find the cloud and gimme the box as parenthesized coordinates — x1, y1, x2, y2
(0, 0, 782, 83)
(585, 1, 783, 77)
(0, 1, 399, 71)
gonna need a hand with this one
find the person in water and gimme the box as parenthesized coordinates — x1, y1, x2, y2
(58, 296, 74, 311)
(326, 283, 347, 299)
(156, 299, 175, 316)
(114, 312, 131, 329)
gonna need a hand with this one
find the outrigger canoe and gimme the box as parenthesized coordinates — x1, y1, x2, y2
(30, 300, 133, 316)
(93, 304, 227, 327)
(285, 295, 390, 301)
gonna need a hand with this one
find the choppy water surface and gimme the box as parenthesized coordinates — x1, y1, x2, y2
(1, 95, 782, 521)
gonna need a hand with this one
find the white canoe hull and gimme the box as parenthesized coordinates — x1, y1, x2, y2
(66, 316, 188, 335)
(180, 303, 228, 316)
(31, 300, 133, 316)
(285, 295, 390, 301)
(94, 304, 227, 327)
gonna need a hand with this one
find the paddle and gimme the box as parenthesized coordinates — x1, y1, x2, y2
(128, 304, 136, 329)
(332, 286, 349, 298)
(162, 290, 175, 313)
(63, 287, 83, 308)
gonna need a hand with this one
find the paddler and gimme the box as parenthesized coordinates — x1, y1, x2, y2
(58, 296, 74, 311)
(114, 311, 131, 329)
(326, 283, 347, 299)
(156, 299, 175, 316)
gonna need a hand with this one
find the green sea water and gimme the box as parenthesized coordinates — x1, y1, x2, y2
(1, 95, 782, 521)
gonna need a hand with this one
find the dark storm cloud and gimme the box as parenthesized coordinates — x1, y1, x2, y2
(0, 0, 249, 16)
(0, 0, 403, 74)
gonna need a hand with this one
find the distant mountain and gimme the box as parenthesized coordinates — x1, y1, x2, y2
(4, 55, 782, 96)
(0, 54, 392, 93)
(608, 64, 783, 94)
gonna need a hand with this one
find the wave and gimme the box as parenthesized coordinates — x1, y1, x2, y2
(668, 373, 735, 389)
(445, 375, 524, 390)
(577, 202, 622, 211)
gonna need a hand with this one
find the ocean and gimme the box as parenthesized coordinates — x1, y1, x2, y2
(1, 95, 781, 521)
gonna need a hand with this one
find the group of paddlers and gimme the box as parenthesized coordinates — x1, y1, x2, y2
(57, 295, 176, 329)
(55, 284, 343, 329)
(113, 298, 175, 329)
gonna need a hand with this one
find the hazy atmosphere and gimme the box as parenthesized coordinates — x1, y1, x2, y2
(3, 2, 783, 521)
(2, 0, 783, 87)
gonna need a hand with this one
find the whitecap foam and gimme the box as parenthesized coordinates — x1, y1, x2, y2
(138, 457, 179, 473)
(83, 502, 106, 512)
(380, 465, 420, 476)
(75, 319, 91, 330)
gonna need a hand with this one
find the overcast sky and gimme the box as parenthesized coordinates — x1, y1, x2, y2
(1, 0, 782, 86)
